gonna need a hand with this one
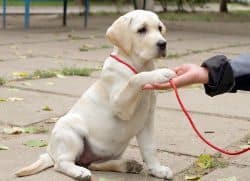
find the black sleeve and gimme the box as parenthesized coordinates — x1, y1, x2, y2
(229, 53, 250, 91)
(201, 55, 235, 97)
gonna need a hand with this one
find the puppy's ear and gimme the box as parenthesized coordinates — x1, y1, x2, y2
(106, 16, 132, 55)
(160, 21, 167, 36)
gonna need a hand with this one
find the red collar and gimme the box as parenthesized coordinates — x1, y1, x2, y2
(110, 54, 138, 74)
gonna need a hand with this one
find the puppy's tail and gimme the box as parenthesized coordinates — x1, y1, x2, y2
(15, 153, 54, 177)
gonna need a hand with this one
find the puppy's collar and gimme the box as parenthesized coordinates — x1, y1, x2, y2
(110, 54, 138, 74)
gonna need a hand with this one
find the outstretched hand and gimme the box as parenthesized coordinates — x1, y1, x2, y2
(143, 64, 209, 90)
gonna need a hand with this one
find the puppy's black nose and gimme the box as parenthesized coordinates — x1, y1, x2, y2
(157, 40, 166, 50)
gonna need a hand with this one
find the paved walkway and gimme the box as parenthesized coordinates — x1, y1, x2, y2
(0, 13, 249, 181)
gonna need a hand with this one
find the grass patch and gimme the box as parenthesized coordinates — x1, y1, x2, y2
(11, 67, 98, 81)
(0, 77, 5, 86)
(159, 10, 250, 22)
(61, 67, 95, 77)
(33, 70, 57, 79)
(175, 154, 229, 180)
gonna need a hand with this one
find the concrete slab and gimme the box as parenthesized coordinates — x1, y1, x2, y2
(7, 76, 96, 97)
(202, 166, 250, 181)
(0, 87, 77, 126)
(230, 152, 250, 166)
(212, 45, 250, 55)
(157, 88, 250, 119)
(130, 109, 250, 156)
(0, 133, 195, 181)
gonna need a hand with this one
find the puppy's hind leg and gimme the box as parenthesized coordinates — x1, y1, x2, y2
(51, 127, 91, 181)
(89, 159, 143, 174)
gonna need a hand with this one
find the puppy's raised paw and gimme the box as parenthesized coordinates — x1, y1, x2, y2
(151, 68, 176, 84)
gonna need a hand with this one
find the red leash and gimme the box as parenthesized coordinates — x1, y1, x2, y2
(169, 80, 250, 155)
(110, 54, 250, 155)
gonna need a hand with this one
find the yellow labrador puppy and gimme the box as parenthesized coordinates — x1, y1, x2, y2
(15, 10, 176, 180)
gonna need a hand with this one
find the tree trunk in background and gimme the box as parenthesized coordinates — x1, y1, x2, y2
(133, 0, 154, 10)
(220, 0, 228, 13)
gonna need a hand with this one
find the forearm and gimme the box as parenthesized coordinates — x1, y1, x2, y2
(201, 53, 250, 96)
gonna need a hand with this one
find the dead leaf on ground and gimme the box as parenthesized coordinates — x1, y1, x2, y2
(56, 74, 65, 79)
(45, 117, 59, 124)
(196, 154, 215, 169)
(7, 97, 24, 102)
(184, 175, 201, 180)
(0, 98, 7, 102)
(0, 144, 9, 150)
(23, 126, 48, 134)
(42, 106, 53, 111)
(3, 127, 24, 134)
(23, 139, 47, 148)
(12, 72, 29, 78)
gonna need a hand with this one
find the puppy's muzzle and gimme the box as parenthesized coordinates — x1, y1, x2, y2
(157, 40, 167, 57)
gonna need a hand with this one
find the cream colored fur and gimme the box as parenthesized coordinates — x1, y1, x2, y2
(15, 10, 176, 180)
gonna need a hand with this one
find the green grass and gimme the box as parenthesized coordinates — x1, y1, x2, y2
(11, 67, 98, 81)
(61, 67, 95, 76)
(0, 0, 115, 6)
(0, 77, 5, 86)
(159, 10, 250, 22)
(33, 70, 57, 79)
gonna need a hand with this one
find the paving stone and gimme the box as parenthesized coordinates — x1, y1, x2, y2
(130, 109, 250, 156)
(202, 165, 250, 181)
(0, 132, 195, 181)
(7, 76, 96, 97)
(0, 57, 101, 79)
(157, 88, 250, 119)
(212, 45, 250, 55)
(0, 87, 77, 126)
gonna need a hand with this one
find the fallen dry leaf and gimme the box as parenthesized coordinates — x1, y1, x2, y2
(23, 139, 47, 148)
(7, 97, 24, 102)
(23, 126, 48, 134)
(3, 127, 24, 134)
(42, 106, 53, 111)
(0, 98, 7, 102)
(0, 144, 9, 150)
(13, 72, 29, 78)
(185, 175, 201, 180)
(196, 154, 215, 169)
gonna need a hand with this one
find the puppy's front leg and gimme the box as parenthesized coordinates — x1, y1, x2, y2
(111, 69, 175, 120)
(136, 110, 173, 179)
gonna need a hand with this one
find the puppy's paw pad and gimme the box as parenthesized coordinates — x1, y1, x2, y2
(76, 175, 91, 181)
(76, 170, 91, 181)
(126, 160, 143, 173)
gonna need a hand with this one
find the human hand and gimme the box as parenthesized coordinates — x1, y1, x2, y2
(143, 64, 209, 90)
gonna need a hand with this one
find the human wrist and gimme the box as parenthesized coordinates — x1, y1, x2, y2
(198, 67, 209, 84)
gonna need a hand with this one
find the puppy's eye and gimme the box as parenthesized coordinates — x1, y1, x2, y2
(137, 27, 147, 34)
(158, 25, 162, 32)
